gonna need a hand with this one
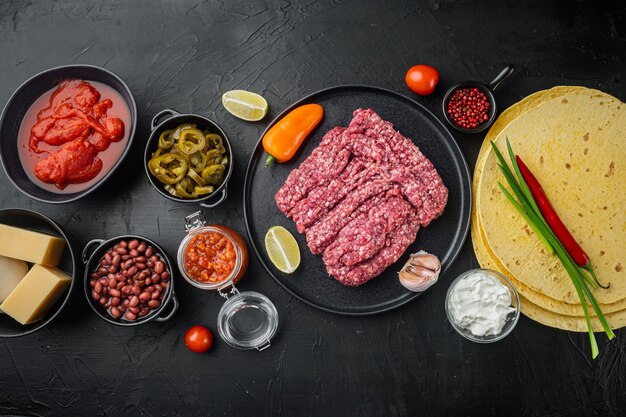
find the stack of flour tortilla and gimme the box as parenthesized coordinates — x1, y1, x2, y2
(472, 86, 626, 331)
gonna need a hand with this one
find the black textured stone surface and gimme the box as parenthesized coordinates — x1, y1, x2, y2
(0, 1, 624, 416)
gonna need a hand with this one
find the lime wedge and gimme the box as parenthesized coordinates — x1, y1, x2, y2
(264, 226, 300, 274)
(222, 90, 268, 121)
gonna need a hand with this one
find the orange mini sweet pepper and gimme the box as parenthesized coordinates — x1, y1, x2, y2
(262, 103, 324, 167)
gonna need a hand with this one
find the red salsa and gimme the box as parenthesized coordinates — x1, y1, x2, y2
(18, 80, 130, 192)
(184, 231, 238, 284)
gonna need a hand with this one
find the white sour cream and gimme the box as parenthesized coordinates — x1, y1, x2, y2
(447, 271, 515, 337)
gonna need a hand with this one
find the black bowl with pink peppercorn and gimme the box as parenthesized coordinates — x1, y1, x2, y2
(442, 65, 514, 134)
(82, 236, 178, 326)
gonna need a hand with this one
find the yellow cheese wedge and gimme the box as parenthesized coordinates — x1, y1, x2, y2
(0, 224, 66, 266)
(0, 264, 71, 325)
(0, 255, 29, 304)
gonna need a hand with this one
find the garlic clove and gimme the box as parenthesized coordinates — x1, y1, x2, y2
(398, 250, 441, 292)
(409, 250, 441, 272)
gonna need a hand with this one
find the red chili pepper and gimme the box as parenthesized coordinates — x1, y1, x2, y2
(515, 155, 609, 288)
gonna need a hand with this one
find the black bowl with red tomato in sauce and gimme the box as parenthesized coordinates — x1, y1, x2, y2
(0, 64, 136, 204)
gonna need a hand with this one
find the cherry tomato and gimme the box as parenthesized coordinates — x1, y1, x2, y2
(405, 65, 439, 96)
(185, 325, 213, 353)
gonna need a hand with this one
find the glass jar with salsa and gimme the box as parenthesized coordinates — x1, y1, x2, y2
(176, 211, 278, 351)
(178, 222, 248, 290)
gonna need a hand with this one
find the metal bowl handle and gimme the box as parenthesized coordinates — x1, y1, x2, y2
(82, 239, 105, 264)
(151, 109, 180, 131)
(200, 186, 228, 209)
(154, 294, 178, 322)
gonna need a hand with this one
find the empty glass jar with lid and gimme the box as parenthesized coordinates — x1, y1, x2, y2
(177, 211, 278, 350)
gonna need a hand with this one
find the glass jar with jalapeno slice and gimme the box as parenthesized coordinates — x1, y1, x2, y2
(145, 110, 233, 208)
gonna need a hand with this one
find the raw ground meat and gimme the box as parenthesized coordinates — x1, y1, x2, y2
(274, 127, 348, 213)
(274, 108, 448, 286)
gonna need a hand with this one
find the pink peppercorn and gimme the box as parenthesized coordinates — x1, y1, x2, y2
(446, 87, 491, 129)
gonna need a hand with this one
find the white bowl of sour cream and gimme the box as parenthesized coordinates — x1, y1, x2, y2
(445, 269, 520, 343)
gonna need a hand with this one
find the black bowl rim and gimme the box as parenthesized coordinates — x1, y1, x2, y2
(0, 64, 138, 204)
(82, 234, 176, 327)
(0, 208, 77, 338)
(441, 81, 497, 134)
(143, 111, 233, 204)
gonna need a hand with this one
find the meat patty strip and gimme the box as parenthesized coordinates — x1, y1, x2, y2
(346, 109, 448, 226)
(326, 214, 421, 287)
(305, 178, 392, 254)
(322, 188, 412, 270)
(275, 127, 349, 213)
(290, 159, 379, 233)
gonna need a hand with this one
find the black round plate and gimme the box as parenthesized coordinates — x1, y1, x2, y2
(243, 85, 471, 315)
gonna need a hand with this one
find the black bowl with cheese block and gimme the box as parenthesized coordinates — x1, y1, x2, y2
(0, 208, 76, 337)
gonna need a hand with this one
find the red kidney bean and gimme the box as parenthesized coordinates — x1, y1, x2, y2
(116, 247, 128, 255)
(161, 271, 170, 281)
(145, 247, 154, 257)
(136, 263, 146, 270)
(151, 291, 160, 300)
(108, 265, 118, 274)
(128, 239, 139, 249)
(91, 290, 101, 301)
(99, 297, 108, 306)
(129, 296, 139, 307)
(154, 261, 165, 274)
(150, 255, 159, 262)
(94, 281, 103, 293)
(112, 254, 121, 267)
(121, 285, 131, 295)
(137, 242, 146, 253)
(119, 240, 128, 248)
(126, 266, 138, 277)
(139, 292, 150, 302)
(110, 307, 121, 318)
(129, 307, 140, 315)
(110, 297, 120, 307)
(109, 289, 121, 298)
(129, 249, 139, 257)
(148, 300, 160, 309)
(122, 299, 130, 307)
(125, 311, 137, 321)
(132, 286, 141, 295)
(138, 309, 150, 318)
(108, 278, 116, 288)
(122, 254, 131, 261)
(116, 281, 124, 290)
(134, 256, 146, 263)
(97, 266, 108, 275)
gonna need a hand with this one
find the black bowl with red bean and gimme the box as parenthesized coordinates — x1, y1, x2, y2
(82, 236, 177, 326)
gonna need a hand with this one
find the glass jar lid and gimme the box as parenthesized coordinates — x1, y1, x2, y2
(217, 289, 278, 351)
